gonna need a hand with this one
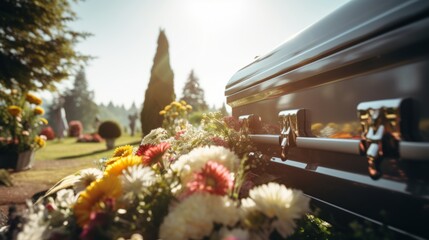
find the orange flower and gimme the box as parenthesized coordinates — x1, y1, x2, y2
(25, 93, 42, 105)
(34, 106, 44, 115)
(8, 106, 22, 117)
(73, 176, 122, 227)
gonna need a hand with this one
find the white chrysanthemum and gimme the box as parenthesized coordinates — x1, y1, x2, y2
(121, 165, 156, 200)
(219, 227, 249, 240)
(171, 146, 240, 186)
(159, 193, 239, 240)
(74, 168, 103, 193)
(247, 182, 310, 238)
(17, 203, 48, 240)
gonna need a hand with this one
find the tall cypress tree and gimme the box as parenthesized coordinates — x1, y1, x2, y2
(141, 30, 175, 135)
(180, 70, 208, 111)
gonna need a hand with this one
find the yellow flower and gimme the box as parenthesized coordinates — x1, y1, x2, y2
(104, 155, 141, 177)
(34, 136, 46, 148)
(165, 105, 172, 111)
(180, 100, 187, 105)
(172, 112, 179, 118)
(73, 176, 122, 227)
(172, 101, 181, 107)
(159, 110, 166, 115)
(113, 145, 133, 158)
(26, 93, 42, 105)
(8, 106, 22, 117)
(39, 118, 48, 125)
(34, 106, 44, 115)
(186, 105, 193, 111)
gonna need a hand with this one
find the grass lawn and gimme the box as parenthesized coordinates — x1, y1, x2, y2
(12, 134, 142, 186)
(36, 134, 142, 161)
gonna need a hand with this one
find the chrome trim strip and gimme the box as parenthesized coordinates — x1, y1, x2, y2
(400, 141, 429, 161)
(249, 134, 429, 161)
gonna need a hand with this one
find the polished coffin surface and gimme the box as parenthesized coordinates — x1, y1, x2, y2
(225, 0, 429, 239)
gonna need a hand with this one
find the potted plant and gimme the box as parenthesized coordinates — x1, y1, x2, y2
(98, 120, 121, 149)
(0, 88, 47, 171)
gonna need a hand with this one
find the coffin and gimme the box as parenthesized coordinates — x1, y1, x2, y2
(225, 1, 429, 239)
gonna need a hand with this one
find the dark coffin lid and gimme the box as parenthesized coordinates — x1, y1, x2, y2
(225, 0, 429, 100)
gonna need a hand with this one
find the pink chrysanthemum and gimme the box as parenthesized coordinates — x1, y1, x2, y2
(142, 142, 170, 166)
(186, 161, 233, 196)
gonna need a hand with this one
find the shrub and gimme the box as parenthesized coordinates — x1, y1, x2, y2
(68, 121, 83, 137)
(77, 133, 103, 143)
(98, 120, 121, 139)
(40, 126, 55, 140)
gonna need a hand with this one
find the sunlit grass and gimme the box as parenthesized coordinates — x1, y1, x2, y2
(13, 134, 142, 185)
(36, 134, 142, 161)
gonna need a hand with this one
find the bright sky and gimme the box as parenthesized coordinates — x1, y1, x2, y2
(63, 0, 349, 109)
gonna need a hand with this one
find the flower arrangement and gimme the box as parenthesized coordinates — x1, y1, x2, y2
(1, 101, 336, 240)
(0, 88, 47, 153)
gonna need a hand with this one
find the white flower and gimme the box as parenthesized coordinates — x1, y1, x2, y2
(171, 146, 240, 187)
(74, 168, 103, 193)
(55, 189, 75, 208)
(141, 128, 168, 145)
(159, 193, 239, 240)
(121, 165, 156, 201)
(245, 182, 310, 238)
(219, 227, 249, 240)
(17, 202, 48, 240)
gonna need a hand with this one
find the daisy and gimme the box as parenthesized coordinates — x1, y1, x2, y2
(104, 155, 141, 177)
(74, 168, 103, 193)
(73, 176, 122, 227)
(186, 161, 233, 196)
(121, 165, 156, 201)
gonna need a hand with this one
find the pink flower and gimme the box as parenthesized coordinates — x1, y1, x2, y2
(186, 161, 233, 196)
(135, 143, 154, 156)
(142, 142, 170, 166)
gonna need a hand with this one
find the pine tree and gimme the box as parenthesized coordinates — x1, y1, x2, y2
(63, 68, 98, 131)
(180, 70, 208, 111)
(0, 0, 89, 91)
(140, 30, 175, 135)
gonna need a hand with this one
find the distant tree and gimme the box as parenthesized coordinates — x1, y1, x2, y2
(140, 30, 175, 135)
(180, 70, 208, 111)
(219, 103, 229, 116)
(0, 0, 90, 91)
(63, 68, 98, 131)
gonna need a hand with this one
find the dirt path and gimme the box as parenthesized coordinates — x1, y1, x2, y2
(0, 158, 90, 227)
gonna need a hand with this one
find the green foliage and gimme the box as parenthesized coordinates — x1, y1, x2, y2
(98, 120, 122, 139)
(140, 30, 175, 135)
(0, 0, 90, 91)
(180, 70, 208, 111)
(188, 111, 205, 125)
(62, 68, 98, 131)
